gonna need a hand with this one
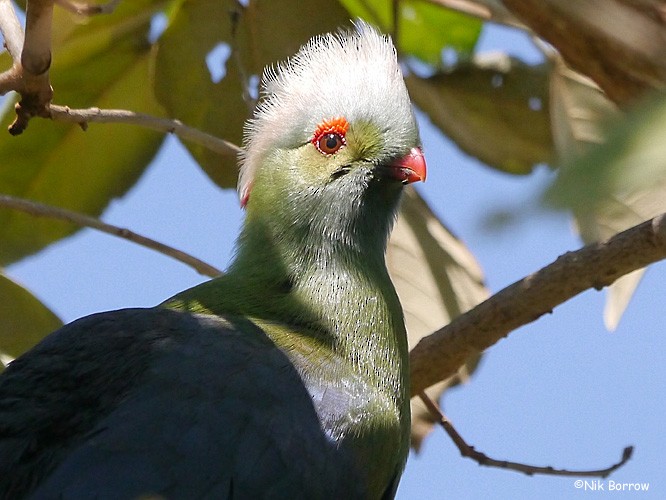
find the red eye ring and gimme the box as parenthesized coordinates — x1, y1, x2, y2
(311, 116, 349, 156)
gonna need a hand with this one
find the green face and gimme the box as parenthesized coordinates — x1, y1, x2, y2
(251, 119, 404, 204)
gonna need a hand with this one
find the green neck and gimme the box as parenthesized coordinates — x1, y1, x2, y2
(165, 168, 409, 400)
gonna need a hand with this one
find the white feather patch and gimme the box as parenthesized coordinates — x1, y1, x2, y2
(238, 21, 417, 204)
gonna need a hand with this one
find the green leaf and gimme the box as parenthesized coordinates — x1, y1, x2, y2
(0, 5, 165, 265)
(339, 0, 482, 64)
(51, 0, 168, 60)
(388, 188, 488, 449)
(154, 0, 245, 188)
(0, 50, 11, 73)
(154, 0, 349, 189)
(406, 55, 552, 174)
(0, 272, 62, 366)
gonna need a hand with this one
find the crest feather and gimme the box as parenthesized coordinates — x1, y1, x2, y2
(238, 21, 416, 204)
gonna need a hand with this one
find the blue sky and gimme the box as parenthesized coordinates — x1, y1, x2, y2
(6, 23, 665, 499)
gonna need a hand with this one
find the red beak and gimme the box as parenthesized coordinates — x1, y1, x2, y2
(391, 147, 427, 184)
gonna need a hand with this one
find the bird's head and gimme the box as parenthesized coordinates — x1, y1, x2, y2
(237, 22, 425, 253)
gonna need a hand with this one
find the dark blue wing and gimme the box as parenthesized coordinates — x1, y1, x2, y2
(0, 308, 367, 499)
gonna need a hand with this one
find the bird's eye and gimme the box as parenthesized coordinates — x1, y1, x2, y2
(317, 133, 345, 155)
(311, 116, 349, 156)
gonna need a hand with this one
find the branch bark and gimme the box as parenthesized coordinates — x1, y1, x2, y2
(410, 212, 666, 396)
(48, 105, 241, 156)
(0, 2, 240, 154)
(0, 0, 55, 134)
(0, 0, 28, 97)
(0, 0, 124, 134)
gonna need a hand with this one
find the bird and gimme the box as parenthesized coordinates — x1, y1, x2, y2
(0, 21, 426, 499)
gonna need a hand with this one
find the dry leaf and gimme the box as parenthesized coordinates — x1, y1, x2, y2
(388, 188, 488, 449)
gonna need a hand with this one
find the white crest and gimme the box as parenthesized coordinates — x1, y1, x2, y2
(238, 21, 417, 204)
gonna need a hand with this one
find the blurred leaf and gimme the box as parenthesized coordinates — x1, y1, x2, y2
(0, 3, 165, 265)
(0, 272, 62, 367)
(0, 50, 11, 72)
(548, 62, 666, 329)
(154, 0, 349, 189)
(388, 188, 488, 449)
(340, 0, 481, 65)
(406, 54, 552, 174)
(549, 85, 666, 210)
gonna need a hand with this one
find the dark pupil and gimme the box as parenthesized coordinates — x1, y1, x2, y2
(325, 134, 339, 149)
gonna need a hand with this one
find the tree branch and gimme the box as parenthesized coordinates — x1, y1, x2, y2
(0, 0, 125, 134)
(0, 194, 223, 278)
(1, 0, 55, 134)
(0, 1, 239, 155)
(419, 392, 633, 477)
(410, 212, 666, 396)
(47, 104, 241, 156)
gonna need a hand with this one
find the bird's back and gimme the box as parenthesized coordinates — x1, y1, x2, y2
(0, 308, 391, 499)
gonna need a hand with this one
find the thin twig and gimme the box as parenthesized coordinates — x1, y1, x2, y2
(423, 0, 524, 27)
(418, 392, 634, 478)
(427, 0, 491, 20)
(410, 212, 666, 396)
(48, 104, 241, 156)
(0, 65, 22, 95)
(0, 194, 223, 277)
(0, 0, 25, 59)
(0, 0, 241, 151)
(1, 0, 138, 135)
(0, 0, 31, 97)
(6, 0, 55, 135)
